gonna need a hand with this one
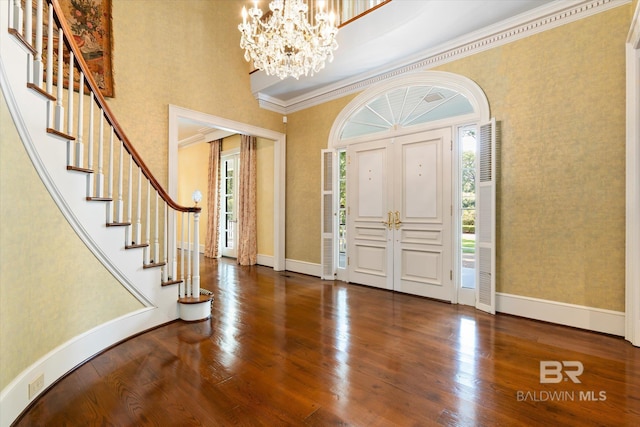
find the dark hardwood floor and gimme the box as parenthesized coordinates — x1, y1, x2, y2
(15, 257, 640, 426)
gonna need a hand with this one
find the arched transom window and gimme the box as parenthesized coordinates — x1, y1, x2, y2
(341, 85, 475, 140)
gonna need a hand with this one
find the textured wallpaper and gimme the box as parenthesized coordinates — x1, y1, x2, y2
(435, 6, 627, 311)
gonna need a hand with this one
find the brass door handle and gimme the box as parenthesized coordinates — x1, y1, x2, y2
(394, 211, 402, 230)
(382, 211, 393, 229)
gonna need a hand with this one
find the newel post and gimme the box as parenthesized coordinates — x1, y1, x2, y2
(192, 211, 200, 297)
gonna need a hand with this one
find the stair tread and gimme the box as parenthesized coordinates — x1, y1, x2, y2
(86, 197, 112, 202)
(106, 222, 131, 227)
(67, 165, 94, 174)
(162, 279, 182, 287)
(46, 127, 75, 141)
(143, 262, 166, 269)
(125, 243, 149, 249)
(27, 83, 55, 101)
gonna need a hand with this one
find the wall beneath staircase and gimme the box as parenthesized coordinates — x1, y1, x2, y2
(0, 92, 143, 390)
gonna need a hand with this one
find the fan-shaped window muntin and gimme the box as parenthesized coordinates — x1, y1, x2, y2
(340, 85, 474, 140)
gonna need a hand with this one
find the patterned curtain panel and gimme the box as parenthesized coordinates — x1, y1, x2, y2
(204, 139, 222, 258)
(237, 135, 258, 265)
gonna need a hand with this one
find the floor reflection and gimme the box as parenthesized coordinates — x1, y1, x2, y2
(456, 317, 478, 422)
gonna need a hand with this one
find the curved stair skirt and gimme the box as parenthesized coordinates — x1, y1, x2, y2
(178, 294, 214, 321)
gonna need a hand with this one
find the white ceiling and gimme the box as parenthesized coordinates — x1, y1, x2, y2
(249, 0, 555, 103)
(178, 0, 562, 143)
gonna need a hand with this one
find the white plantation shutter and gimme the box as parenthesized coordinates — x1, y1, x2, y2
(321, 149, 336, 279)
(476, 119, 497, 314)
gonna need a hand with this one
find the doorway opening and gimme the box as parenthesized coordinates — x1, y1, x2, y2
(460, 125, 477, 289)
(220, 150, 239, 259)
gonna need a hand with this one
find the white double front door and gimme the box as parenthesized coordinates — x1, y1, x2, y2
(347, 128, 453, 301)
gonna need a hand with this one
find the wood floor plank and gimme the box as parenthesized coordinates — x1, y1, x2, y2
(14, 257, 640, 426)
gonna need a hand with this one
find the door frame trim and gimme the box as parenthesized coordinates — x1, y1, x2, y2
(168, 105, 286, 271)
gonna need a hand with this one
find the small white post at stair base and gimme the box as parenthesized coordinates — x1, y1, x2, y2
(180, 211, 186, 298)
(187, 213, 192, 296)
(192, 211, 200, 297)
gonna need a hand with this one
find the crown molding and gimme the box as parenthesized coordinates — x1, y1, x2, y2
(256, 0, 628, 114)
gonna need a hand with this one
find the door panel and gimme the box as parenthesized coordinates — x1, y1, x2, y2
(347, 141, 393, 290)
(394, 129, 452, 300)
(347, 128, 453, 301)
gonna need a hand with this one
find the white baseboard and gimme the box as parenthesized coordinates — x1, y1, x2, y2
(0, 307, 171, 427)
(257, 254, 274, 268)
(496, 292, 625, 337)
(285, 259, 322, 277)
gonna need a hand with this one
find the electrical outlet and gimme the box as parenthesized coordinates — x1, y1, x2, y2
(28, 374, 44, 399)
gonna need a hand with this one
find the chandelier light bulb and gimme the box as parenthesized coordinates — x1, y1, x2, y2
(238, 0, 339, 80)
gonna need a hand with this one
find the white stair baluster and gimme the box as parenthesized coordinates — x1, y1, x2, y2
(12, 0, 23, 34)
(75, 73, 84, 168)
(126, 155, 133, 246)
(66, 51, 74, 166)
(86, 94, 94, 197)
(116, 139, 124, 223)
(54, 28, 64, 131)
(96, 112, 104, 197)
(172, 210, 178, 284)
(106, 128, 114, 223)
(144, 179, 151, 264)
(135, 167, 142, 245)
(162, 202, 168, 282)
(33, 0, 44, 85)
(154, 190, 159, 262)
(46, 3, 54, 127)
(25, 0, 32, 84)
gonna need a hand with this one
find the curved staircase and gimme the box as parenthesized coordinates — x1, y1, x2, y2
(0, 1, 212, 424)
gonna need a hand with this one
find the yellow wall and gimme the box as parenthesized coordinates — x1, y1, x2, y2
(0, 93, 143, 390)
(434, 6, 627, 310)
(285, 6, 630, 311)
(286, 95, 357, 261)
(106, 0, 283, 189)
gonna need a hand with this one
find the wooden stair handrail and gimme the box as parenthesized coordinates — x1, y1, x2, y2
(48, 0, 199, 214)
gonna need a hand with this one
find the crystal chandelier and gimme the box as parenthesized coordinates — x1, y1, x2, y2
(238, 0, 339, 80)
